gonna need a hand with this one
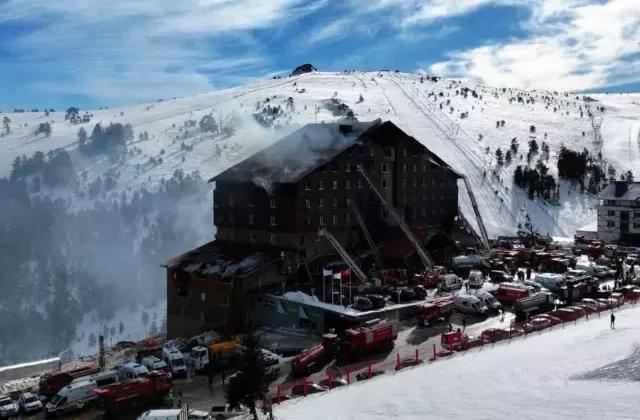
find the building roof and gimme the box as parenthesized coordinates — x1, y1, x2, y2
(211, 119, 383, 184)
(163, 240, 284, 278)
(599, 181, 640, 201)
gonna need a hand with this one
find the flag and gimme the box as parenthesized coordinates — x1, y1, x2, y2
(341, 268, 350, 277)
(333, 272, 341, 280)
(179, 404, 189, 420)
(323, 268, 332, 277)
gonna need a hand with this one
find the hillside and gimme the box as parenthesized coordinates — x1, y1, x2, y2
(0, 70, 639, 362)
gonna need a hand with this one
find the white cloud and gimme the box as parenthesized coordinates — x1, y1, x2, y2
(0, 0, 321, 104)
(426, 0, 640, 90)
(304, 18, 355, 45)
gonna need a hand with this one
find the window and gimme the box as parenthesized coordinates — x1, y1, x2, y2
(413, 178, 417, 187)
(249, 215, 255, 224)
(422, 163, 426, 171)
(319, 216, 325, 226)
(432, 179, 436, 186)
(315, 234, 321, 241)
(384, 148, 392, 158)
(269, 216, 276, 226)
(346, 180, 351, 189)
(346, 213, 351, 223)
(333, 180, 338, 189)
(200, 311, 205, 322)
(370, 148, 375, 156)
(356, 164, 362, 171)
(228, 213, 234, 222)
(382, 163, 389, 173)
(262, 298, 276, 308)
(382, 179, 388, 189)
(249, 232, 256, 241)
(402, 179, 407, 188)
(345, 164, 351, 172)
(382, 209, 390, 219)
(219, 295, 230, 306)
(358, 180, 363, 188)
(319, 198, 324, 208)
(305, 199, 311, 208)
(299, 235, 305, 246)
(249, 199, 255, 207)
(607, 221, 615, 227)
(319, 181, 324, 190)
(440, 178, 444, 185)
(403, 164, 407, 172)
(270, 233, 276, 243)
(304, 181, 311, 190)
(422, 208, 426, 217)
(229, 229, 235, 240)
(403, 148, 407, 157)
(332, 214, 338, 225)
(305, 217, 311, 227)
(608, 210, 615, 216)
(606, 200, 615, 206)
(269, 199, 276, 208)
(228, 197, 234, 206)
(413, 164, 417, 172)
(333, 198, 338, 207)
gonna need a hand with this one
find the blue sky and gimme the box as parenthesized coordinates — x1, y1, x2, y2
(0, 0, 639, 110)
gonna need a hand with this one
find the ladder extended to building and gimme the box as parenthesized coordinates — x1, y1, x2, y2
(357, 169, 434, 269)
(461, 176, 491, 252)
(318, 228, 368, 282)
(348, 201, 384, 268)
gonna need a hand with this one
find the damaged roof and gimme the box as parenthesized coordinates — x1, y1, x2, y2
(211, 119, 383, 184)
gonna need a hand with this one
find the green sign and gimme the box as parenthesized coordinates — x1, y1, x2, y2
(281, 301, 299, 315)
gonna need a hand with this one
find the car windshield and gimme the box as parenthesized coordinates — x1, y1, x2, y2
(24, 396, 38, 404)
(172, 358, 185, 366)
(50, 395, 62, 406)
(0, 399, 13, 407)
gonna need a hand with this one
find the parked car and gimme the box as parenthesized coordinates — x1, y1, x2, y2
(356, 370, 386, 381)
(18, 392, 42, 414)
(593, 265, 615, 280)
(0, 395, 19, 418)
(526, 317, 552, 332)
(532, 314, 563, 326)
(291, 383, 327, 396)
(522, 280, 549, 293)
(208, 405, 248, 420)
(489, 270, 513, 283)
(395, 358, 424, 371)
(353, 296, 373, 311)
(318, 378, 349, 389)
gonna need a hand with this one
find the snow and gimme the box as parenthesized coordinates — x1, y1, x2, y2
(577, 220, 598, 233)
(282, 291, 350, 314)
(2, 72, 638, 239)
(276, 304, 640, 420)
(67, 300, 166, 358)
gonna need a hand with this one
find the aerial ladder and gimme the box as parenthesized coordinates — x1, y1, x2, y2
(461, 176, 491, 253)
(318, 228, 368, 283)
(348, 200, 384, 269)
(458, 205, 483, 248)
(357, 168, 434, 269)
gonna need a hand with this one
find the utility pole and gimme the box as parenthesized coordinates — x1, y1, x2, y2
(98, 335, 105, 371)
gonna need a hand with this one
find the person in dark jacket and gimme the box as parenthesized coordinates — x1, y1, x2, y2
(610, 312, 616, 329)
(462, 318, 467, 331)
(207, 364, 214, 390)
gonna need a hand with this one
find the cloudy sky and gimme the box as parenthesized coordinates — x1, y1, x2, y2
(1, 0, 639, 110)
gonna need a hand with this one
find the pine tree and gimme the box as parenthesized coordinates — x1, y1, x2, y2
(3, 116, 11, 134)
(226, 332, 276, 419)
(77, 127, 88, 153)
(495, 148, 504, 166)
(124, 124, 134, 143)
(119, 321, 124, 334)
(505, 150, 512, 165)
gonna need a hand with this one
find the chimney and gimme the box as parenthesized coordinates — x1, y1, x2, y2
(339, 124, 353, 135)
(614, 181, 628, 198)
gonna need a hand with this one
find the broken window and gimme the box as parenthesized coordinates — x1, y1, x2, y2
(269, 199, 276, 208)
(333, 198, 338, 207)
(333, 180, 338, 189)
(305, 199, 311, 208)
(402, 179, 407, 188)
(319, 199, 324, 208)
(345, 163, 351, 172)
(304, 181, 311, 190)
(384, 148, 392, 158)
(319, 216, 325, 226)
(332, 214, 338, 225)
(382, 163, 388, 173)
(270, 234, 276, 244)
(319, 181, 324, 190)
(249, 232, 256, 241)
(370, 148, 375, 156)
(382, 179, 388, 189)
(269, 216, 276, 226)
(249, 215, 255, 224)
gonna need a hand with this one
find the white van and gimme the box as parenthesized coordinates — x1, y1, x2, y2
(453, 294, 489, 317)
(470, 290, 502, 313)
(534, 273, 566, 292)
(118, 362, 150, 380)
(137, 409, 212, 420)
(45, 375, 116, 415)
(141, 356, 170, 375)
(162, 348, 187, 378)
(438, 274, 463, 291)
(467, 270, 484, 289)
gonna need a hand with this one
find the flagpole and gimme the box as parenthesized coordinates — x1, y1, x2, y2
(349, 271, 352, 305)
(331, 278, 334, 304)
(323, 274, 326, 303)
(339, 274, 343, 307)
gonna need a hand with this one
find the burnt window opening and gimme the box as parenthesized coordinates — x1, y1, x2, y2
(383, 148, 392, 158)
(173, 269, 190, 297)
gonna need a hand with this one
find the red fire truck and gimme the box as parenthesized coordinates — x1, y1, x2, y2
(39, 364, 101, 399)
(93, 371, 172, 416)
(416, 298, 454, 326)
(291, 319, 399, 376)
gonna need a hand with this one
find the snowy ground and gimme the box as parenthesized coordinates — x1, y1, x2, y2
(1, 72, 638, 237)
(275, 304, 640, 420)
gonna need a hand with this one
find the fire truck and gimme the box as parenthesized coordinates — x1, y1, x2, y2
(39, 364, 101, 399)
(416, 298, 454, 326)
(93, 371, 172, 416)
(291, 319, 399, 376)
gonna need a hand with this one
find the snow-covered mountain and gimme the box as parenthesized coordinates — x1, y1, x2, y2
(1, 70, 639, 363)
(3, 71, 637, 237)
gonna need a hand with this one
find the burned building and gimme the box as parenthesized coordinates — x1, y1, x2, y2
(165, 119, 461, 338)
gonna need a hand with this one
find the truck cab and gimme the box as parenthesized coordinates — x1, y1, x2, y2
(161, 348, 187, 378)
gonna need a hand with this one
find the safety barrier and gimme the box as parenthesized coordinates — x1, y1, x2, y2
(269, 296, 639, 403)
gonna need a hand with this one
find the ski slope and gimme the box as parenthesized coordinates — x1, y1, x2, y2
(276, 305, 640, 420)
(1, 71, 639, 237)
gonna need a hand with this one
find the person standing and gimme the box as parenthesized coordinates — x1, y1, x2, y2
(221, 371, 226, 386)
(610, 312, 616, 329)
(462, 318, 467, 331)
(207, 364, 214, 391)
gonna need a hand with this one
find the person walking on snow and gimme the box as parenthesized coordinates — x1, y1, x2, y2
(462, 318, 467, 331)
(610, 312, 616, 329)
